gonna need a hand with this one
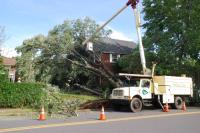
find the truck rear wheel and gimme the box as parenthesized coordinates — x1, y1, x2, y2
(130, 98, 142, 113)
(173, 96, 183, 109)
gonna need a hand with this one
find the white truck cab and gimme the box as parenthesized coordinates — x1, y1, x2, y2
(110, 78, 152, 100)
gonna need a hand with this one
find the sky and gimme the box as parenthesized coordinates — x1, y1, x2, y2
(0, 0, 144, 57)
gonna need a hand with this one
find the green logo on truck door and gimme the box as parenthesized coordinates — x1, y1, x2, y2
(142, 89, 148, 95)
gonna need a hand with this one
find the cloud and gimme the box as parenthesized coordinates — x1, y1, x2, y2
(0, 47, 18, 58)
(109, 28, 133, 41)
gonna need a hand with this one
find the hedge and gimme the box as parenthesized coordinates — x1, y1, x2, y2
(0, 82, 46, 108)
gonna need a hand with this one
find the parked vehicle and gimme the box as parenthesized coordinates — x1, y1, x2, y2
(110, 73, 193, 112)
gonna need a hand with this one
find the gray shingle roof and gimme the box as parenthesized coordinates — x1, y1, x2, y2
(2, 56, 16, 66)
(93, 38, 137, 54)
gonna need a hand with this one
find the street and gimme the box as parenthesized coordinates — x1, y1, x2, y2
(0, 107, 199, 133)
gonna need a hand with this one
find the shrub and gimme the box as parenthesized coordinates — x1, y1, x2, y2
(0, 82, 97, 117)
(42, 84, 63, 115)
(42, 84, 99, 117)
(0, 82, 46, 108)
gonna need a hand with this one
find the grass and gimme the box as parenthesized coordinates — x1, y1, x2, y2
(0, 108, 39, 120)
(0, 92, 99, 118)
(0, 108, 32, 116)
(60, 93, 99, 103)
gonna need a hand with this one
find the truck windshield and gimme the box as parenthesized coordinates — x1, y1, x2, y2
(121, 78, 140, 87)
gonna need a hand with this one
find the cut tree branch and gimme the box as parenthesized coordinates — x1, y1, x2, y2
(74, 83, 101, 96)
(66, 58, 121, 87)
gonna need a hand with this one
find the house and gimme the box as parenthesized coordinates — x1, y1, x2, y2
(2, 56, 16, 82)
(86, 38, 137, 72)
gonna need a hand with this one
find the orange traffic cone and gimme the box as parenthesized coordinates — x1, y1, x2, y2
(182, 101, 186, 111)
(163, 102, 170, 112)
(39, 106, 46, 120)
(99, 106, 106, 120)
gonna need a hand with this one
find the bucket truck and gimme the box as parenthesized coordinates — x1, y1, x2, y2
(83, 0, 193, 112)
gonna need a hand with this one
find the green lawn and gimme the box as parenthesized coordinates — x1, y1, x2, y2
(60, 93, 99, 103)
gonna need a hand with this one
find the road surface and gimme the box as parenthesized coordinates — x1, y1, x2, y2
(0, 107, 199, 133)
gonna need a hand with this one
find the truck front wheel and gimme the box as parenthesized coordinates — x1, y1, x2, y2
(173, 96, 183, 109)
(130, 98, 142, 113)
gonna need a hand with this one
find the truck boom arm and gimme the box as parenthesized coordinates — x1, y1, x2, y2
(82, 0, 150, 75)
(133, 8, 148, 75)
(82, 0, 139, 45)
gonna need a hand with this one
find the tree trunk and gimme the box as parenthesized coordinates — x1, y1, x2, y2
(74, 83, 101, 96)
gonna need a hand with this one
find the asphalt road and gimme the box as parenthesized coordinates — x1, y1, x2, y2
(0, 107, 200, 133)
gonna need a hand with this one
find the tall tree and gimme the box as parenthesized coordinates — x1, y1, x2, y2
(0, 26, 5, 48)
(142, 0, 200, 86)
(0, 26, 8, 82)
(16, 35, 45, 82)
(16, 18, 122, 93)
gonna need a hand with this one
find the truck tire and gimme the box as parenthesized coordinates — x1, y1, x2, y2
(130, 98, 142, 113)
(173, 96, 183, 109)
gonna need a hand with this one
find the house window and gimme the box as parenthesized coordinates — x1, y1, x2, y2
(110, 53, 120, 63)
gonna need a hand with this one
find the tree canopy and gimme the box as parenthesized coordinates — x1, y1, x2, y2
(118, 0, 200, 87)
(16, 18, 120, 95)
